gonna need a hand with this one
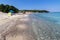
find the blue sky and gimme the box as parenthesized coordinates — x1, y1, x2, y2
(0, 0, 60, 12)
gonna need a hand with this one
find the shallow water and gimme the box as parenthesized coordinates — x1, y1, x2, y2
(32, 12, 60, 24)
(29, 13, 60, 40)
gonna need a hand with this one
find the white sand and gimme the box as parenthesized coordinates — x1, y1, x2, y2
(0, 13, 36, 40)
(0, 13, 60, 40)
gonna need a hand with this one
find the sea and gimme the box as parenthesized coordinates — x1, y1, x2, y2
(30, 12, 60, 24)
(29, 12, 60, 40)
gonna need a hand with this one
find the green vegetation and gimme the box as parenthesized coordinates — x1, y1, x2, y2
(19, 10, 49, 13)
(0, 4, 19, 13)
(0, 4, 49, 13)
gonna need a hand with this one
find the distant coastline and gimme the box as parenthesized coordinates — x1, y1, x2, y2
(19, 10, 49, 14)
(0, 4, 49, 14)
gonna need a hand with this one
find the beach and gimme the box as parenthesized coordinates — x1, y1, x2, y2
(0, 13, 60, 40)
(0, 13, 36, 40)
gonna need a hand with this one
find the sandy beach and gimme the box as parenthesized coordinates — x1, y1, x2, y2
(0, 13, 36, 40)
(0, 13, 60, 40)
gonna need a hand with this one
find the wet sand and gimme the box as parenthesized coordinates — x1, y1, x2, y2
(0, 13, 60, 40)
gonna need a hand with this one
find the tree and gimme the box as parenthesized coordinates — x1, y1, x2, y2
(0, 4, 5, 12)
(0, 4, 19, 13)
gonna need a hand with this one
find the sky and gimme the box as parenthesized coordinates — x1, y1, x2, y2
(0, 0, 60, 12)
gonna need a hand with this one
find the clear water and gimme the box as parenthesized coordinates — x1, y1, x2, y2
(29, 12, 60, 40)
(32, 12, 60, 24)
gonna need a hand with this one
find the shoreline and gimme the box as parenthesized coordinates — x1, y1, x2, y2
(0, 13, 36, 40)
(0, 13, 60, 40)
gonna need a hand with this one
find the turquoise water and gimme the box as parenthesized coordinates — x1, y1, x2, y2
(29, 12, 60, 40)
(32, 12, 60, 24)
